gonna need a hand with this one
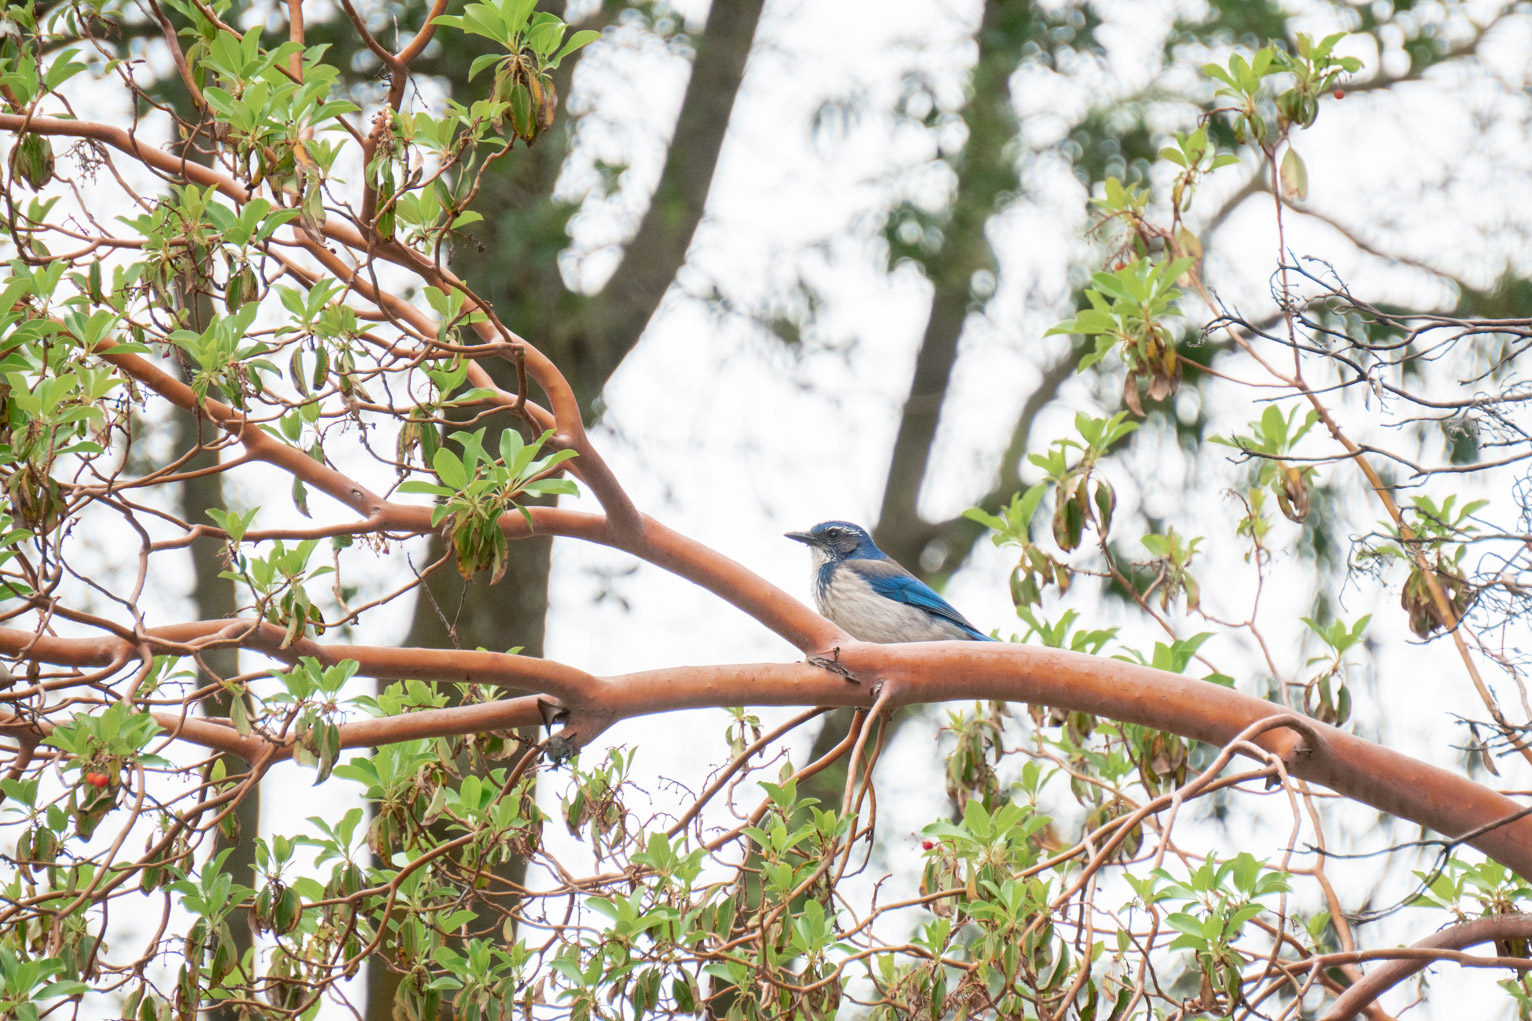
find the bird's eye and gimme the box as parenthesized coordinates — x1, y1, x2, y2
(826, 528, 842, 538)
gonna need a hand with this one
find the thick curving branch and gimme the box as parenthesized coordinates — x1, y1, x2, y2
(87, 330, 843, 647)
(1322, 913, 1532, 1021)
(7, 621, 1532, 878)
(95, 336, 388, 518)
(82, 328, 842, 647)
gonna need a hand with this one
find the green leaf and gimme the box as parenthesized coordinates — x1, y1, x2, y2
(1279, 147, 1308, 200)
(432, 448, 469, 490)
(961, 507, 1006, 531)
(509, 82, 535, 139)
(498, 427, 526, 469)
(519, 479, 578, 497)
(468, 53, 504, 82)
(398, 480, 454, 496)
(551, 29, 601, 68)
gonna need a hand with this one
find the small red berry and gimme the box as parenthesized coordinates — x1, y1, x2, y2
(1333, 89, 1345, 100)
(921, 839, 935, 851)
(84, 771, 109, 788)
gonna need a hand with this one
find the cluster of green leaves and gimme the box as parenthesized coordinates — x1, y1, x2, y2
(1213, 405, 1322, 534)
(41, 704, 166, 838)
(399, 426, 579, 582)
(164, 848, 257, 1013)
(0, 947, 86, 1021)
(0, 511, 33, 600)
(433, 0, 597, 147)
(267, 657, 360, 782)
(960, 398, 1232, 876)
(214, 680, 547, 1021)
(1138, 527, 1204, 612)
(216, 536, 334, 647)
(1410, 857, 1532, 958)
(964, 487, 1070, 609)
(561, 747, 636, 860)
(357, 0, 594, 252)
(1298, 613, 1369, 726)
(699, 776, 850, 1019)
(169, 302, 277, 408)
(1031, 412, 1135, 553)
(1204, 32, 1362, 199)
(0, 11, 94, 192)
(506, 761, 865, 1021)
(1159, 125, 1242, 220)
(862, 676, 1300, 1020)
(1075, 629, 1216, 797)
(0, 704, 174, 1009)
(195, 24, 356, 184)
(906, 797, 1080, 1018)
(332, 738, 443, 855)
(394, 353, 503, 466)
(0, 256, 136, 538)
(1127, 853, 1294, 1011)
(965, 412, 1137, 608)
(940, 701, 1009, 806)
(1049, 257, 1195, 415)
(272, 277, 362, 385)
(1013, 616, 1210, 798)
(1364, 493, 1484, 638)
(125, 715, 547, 1021)
(556, 829, 717, 1021)
(968, 409, 1212, 625)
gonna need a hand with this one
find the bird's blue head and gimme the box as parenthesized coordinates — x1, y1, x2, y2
(784, 520, 884, 563)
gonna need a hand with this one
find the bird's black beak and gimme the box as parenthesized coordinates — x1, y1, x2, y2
(784, 531, 815, 546)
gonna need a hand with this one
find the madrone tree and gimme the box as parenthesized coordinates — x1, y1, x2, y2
(1, 2, 1532, 1020)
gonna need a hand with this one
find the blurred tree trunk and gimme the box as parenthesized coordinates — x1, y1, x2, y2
(872, 2, 1034, 573)
(801, 2, 1037, 807)
(408, 0, 763, 645)
(144, 38, 257, 1020)
(171, 302, 253, 1021)
(368, 3, 764, 1016)
(181, 431, 252, 1021)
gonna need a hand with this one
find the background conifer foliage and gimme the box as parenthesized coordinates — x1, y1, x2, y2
(1, 0, 1531, 1019)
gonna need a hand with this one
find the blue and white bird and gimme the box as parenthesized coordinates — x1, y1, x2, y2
(785, 521, 997, 643)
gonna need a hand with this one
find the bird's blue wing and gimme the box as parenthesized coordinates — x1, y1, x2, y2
(853, 560, 996, 640)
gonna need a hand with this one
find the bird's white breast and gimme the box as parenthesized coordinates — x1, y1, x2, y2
(814, 567, 970, 643)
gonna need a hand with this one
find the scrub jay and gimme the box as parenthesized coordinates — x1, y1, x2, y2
(785, 521, 997, 643)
